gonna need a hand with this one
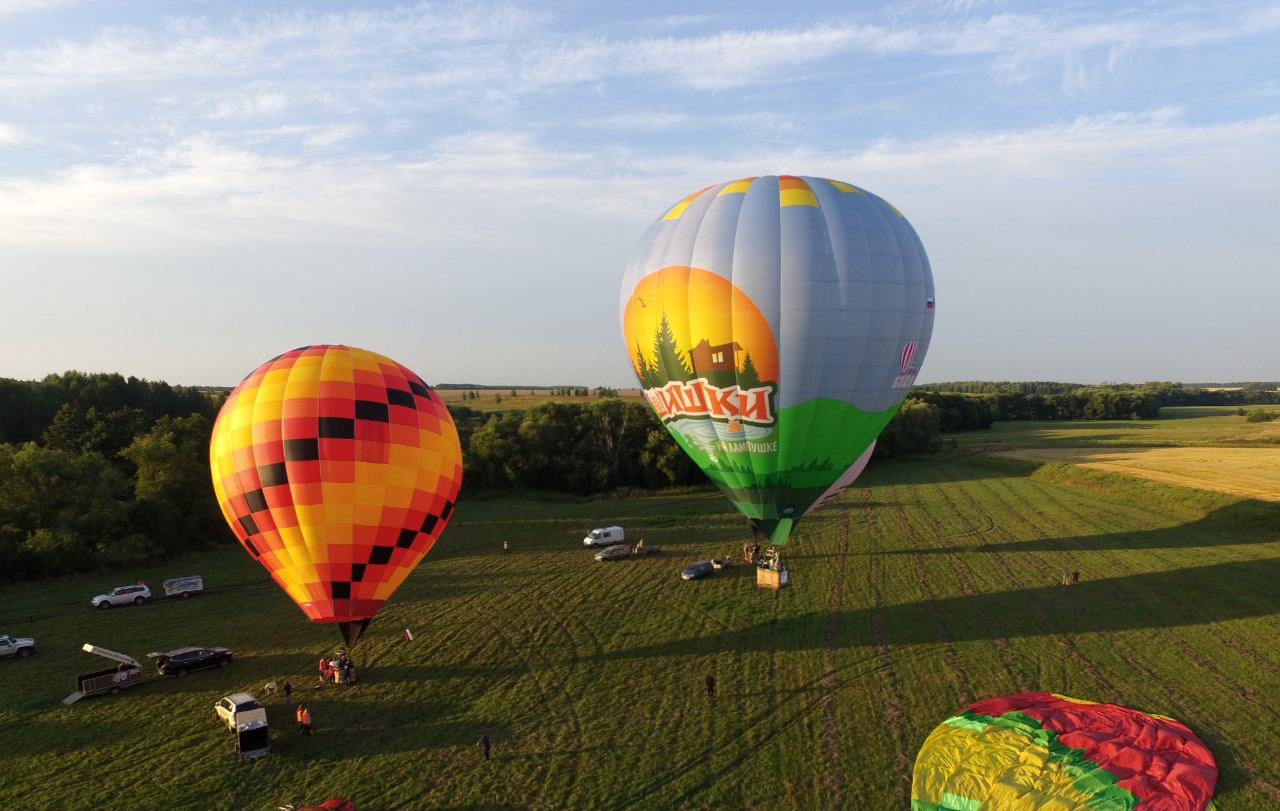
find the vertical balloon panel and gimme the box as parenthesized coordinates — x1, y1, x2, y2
(621, 175, 934, 544)
(211, 345, 463, 647)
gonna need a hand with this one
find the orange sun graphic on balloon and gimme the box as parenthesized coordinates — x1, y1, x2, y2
(623, 266, 778, 386)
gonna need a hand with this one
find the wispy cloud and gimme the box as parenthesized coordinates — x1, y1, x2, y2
(6, 4, 1272, 101)
(0, 0, 70, 18)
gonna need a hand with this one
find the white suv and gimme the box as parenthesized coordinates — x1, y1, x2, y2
(215, 692, 268, 732)
(91, 584, 152, 609)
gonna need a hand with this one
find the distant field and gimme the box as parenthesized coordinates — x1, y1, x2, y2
(434, 388, 645, 411)
(2, 406, 1278, 809)
(971, 406, 1280, 502)
(995, 446, 1280, 502)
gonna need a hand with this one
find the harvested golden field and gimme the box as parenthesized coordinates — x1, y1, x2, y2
(997, 446, 1280, 502)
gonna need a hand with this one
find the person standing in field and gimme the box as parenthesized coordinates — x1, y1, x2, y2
(297, 705, 312, 735)
(478, 733, 491, 761)
(705, 674, 716, 699)
(283, 679, 292, 701)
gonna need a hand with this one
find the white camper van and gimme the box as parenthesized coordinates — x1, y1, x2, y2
(582, 526, 625, 547)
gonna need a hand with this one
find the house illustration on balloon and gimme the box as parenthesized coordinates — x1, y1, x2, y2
(689, 339, 742, 373)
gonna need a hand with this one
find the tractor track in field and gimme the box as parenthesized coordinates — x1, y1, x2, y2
(949, 478, 1123, 702)
(466, 597, 585, 808)
(611, 682, 827, 811)
(525, 572, 607, 663)
(862, 487, 914, 802)
(1002, 479, 1280, 723)
(609, 557, 800, 811)
(1004, 481, 1280, 795)
(983, 478, 1280, 801)
(924, 475, 1035, 691)
(818, 509, 849, 810)
(890, 483, 975, 707)
(1045, 492, 1280, 676)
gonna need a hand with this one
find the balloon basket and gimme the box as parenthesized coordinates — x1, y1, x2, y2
(757, 567, 789, 591)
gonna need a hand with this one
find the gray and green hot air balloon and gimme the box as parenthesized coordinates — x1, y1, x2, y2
(620, 175, 935, 545)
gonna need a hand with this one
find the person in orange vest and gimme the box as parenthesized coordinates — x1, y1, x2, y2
(297, 705, 312, 736)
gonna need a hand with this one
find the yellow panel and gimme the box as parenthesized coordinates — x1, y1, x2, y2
(716, 177, 756, 196)
(914, 723, 1100, 810)
(354, 461, 388, 487)
(825, 178, 862, 194)
(350, 348, 384, 373)
(388, 442, 422, 469)
(320, 349, 355, 380)
(662, 186, 711, 220)
(779, 187, 818, 207)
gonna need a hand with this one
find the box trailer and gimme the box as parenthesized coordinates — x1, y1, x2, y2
(236, 719, 271, 759)
(162, 575, 204, 598)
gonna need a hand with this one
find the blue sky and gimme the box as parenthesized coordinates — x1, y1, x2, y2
(2, 1, 1277, 388)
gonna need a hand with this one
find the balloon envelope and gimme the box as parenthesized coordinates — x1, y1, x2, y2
(620, 175, 934, 544)
(912, 692, 1218, 811)
(209, 345, 463, 647)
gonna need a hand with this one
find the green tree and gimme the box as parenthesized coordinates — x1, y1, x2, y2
(517, 402, 584, 490)
(466, 413, 526, 488)
(119, 414, 223, 555)
(875, 401, 942, 458)
(738, 352, 762, 388)
(652, 312, 693, 383)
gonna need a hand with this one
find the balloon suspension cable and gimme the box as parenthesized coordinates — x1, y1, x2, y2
(337, 618, 372, 649)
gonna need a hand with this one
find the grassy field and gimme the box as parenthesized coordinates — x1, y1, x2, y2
(2, 407, 1278, 809)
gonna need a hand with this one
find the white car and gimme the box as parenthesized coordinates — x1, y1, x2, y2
(0, 634, 35, 659)
(215, 692, 268, 732)
(91, 584, 152, 609)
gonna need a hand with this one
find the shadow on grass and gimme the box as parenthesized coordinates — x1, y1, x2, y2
(879, 503, 1280, 555)
(600, 556, 1280, 658)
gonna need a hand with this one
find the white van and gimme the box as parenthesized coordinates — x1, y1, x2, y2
(582, 526, 625, 547)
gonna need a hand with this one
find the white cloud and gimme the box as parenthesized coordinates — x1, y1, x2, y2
(0, 121, 23, 145)
(0, 0, 69, 18)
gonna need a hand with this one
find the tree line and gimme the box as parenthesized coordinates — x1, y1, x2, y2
(914, 380, 1280, 407)
(2, 373, 1266, 584)
(0, 373, 227, 584)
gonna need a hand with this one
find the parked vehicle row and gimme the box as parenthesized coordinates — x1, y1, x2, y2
(583, 525, 730, 582)
(90, 575, 205, 610)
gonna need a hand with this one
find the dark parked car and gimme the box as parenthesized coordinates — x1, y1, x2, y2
(681, 561, 715, 581)
(151, 645, 233, 676)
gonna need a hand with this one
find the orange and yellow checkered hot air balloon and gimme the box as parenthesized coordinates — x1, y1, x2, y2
(209, 345, 463, 648)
